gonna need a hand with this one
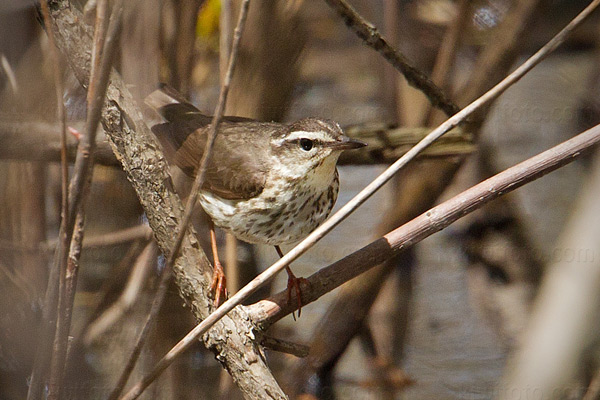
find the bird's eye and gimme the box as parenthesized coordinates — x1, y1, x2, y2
(299, 138, 313, 151)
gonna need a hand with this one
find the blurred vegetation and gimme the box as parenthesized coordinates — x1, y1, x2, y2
(0, 0, 600, 399)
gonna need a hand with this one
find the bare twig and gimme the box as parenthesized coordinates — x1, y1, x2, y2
(261, 335, 310, 358)
(248, 122, 600, 327)
(42, 0, 69, 283)
(323, 0, 460, 117)
(47, 1, 285, 397)
(26, 1, 70, 397)
(160, 0, 249, 299)
(65, 0, 115, 227)
(48, 1, 123, 398)
(119, 1, 251, 399)
(128, 2, 600, 385)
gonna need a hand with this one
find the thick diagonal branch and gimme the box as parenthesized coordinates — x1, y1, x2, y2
(45, 1, 285, 399)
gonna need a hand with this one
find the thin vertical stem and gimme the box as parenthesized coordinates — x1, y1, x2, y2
(47, 0, 123, 398)
(162, 0, 250, 275)
(120, 1, 252, 399)
(26, 1, 70, 398)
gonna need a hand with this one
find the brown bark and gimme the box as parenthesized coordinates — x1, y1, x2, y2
(46, 1, 286, 398)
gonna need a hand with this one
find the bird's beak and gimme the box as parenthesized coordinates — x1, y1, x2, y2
(327, 136, 368, 151)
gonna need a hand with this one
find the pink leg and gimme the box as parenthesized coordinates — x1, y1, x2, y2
(209, 220, 227, 307)
(275, 246, 308, 320)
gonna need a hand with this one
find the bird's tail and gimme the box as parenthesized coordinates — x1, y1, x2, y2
(145, 84, 210, 124)
(144, 85, 211, 174)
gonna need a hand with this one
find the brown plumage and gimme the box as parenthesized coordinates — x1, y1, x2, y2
(148, 85, 271, 199)
(145, 84, 366, 308)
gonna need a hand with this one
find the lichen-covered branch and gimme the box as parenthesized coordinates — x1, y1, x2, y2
(45, 1, 286, 399)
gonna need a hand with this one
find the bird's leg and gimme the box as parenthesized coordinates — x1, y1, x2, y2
(209, 220, 227, 307)
(275, 245, 308, 320)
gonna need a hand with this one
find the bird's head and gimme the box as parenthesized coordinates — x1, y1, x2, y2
(271, 118, 366, 181)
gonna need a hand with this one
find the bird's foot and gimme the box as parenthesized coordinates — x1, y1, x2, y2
(210, 261, 227, 307)
(285, 267, 308, 320)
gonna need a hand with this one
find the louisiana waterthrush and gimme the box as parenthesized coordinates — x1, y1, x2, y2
(146, 85, 366, 311)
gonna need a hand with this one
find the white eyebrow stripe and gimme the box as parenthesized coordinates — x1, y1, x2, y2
(285, 130, 331, 142)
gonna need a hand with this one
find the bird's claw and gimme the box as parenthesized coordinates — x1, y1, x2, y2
(286, 272, 308, 320)
(210, 261, 227, 307)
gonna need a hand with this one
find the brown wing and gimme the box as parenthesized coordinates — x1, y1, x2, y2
(146, 85, 274, 200)
(176, 122, 276, 199)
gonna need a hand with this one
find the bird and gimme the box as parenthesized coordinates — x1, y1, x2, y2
(145, 84, 366, 315)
